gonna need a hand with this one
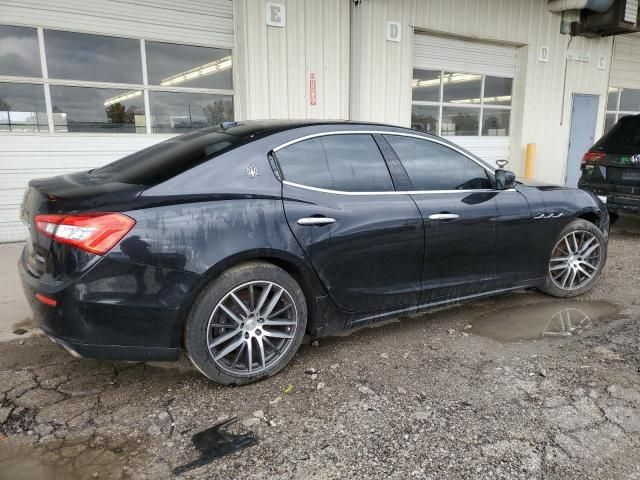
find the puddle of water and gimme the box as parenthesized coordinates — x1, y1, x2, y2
(470, 300, 620, 343)
(0, 437, 147, 480)
(173, 417, 257, 475)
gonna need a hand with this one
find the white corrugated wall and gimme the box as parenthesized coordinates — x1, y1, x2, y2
(0, 0, 233, 242)
(350, 0, 614, 185)
(233, 0, 350, 121)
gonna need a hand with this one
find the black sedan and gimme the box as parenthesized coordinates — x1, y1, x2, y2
(19, 120, 609, 385)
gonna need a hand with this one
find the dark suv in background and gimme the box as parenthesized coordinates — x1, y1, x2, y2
(579, 114, 640, 220)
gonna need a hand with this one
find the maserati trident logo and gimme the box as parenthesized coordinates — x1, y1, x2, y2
(631, 154, 640, 165)
(246, 164, 258, 178)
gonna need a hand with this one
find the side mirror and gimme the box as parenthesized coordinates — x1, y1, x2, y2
(495, 169, 516, 190)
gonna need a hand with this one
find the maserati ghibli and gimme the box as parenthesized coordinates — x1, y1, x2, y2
(19, 120, 609, 384)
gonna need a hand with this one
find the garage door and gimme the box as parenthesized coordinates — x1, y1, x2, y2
(605, 35, 640, 133)
(0, 0, 233, 243)
(412, 34, 518, 163)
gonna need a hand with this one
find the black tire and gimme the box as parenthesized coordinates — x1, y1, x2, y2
(539, 219, 607, 298)
(185, 261, 307, 385)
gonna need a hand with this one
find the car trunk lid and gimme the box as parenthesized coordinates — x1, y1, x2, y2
(21, 170, 145, 277)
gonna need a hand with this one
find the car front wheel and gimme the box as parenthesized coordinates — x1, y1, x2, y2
(540, 219, 607, 298)
(185, 261, 307, 385)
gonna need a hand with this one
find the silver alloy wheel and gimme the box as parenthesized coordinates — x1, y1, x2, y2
(549, 230, 602, 291)
(206, 280, 298, 376)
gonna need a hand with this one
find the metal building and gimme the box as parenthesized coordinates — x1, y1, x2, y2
(1, 0, 639, 242)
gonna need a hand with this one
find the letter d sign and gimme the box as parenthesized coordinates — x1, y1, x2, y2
(387, 21, 401, 43)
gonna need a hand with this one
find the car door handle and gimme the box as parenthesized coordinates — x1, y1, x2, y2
(297, 217, 336, 226)
(428, 213, 459, 221)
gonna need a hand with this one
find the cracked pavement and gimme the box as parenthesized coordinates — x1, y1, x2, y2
(1, 217, 640, 479)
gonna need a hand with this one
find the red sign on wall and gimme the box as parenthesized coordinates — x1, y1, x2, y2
(309, 73, 317, 106)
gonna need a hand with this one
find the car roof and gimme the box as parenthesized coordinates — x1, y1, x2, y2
(178, 119, 433, 141)
(617, 114, 640, 123)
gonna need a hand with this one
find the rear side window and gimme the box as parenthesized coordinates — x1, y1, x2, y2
(384, 135, 492, 191)
(275, 134, 394, 192)
(91, 130, 243, 185)
(594, 116, 640, 152)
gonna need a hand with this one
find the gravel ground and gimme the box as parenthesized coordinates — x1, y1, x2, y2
(1, 217, 639, 480)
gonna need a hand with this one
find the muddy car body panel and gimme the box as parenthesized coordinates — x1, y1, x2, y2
(18, 120, 609, 362)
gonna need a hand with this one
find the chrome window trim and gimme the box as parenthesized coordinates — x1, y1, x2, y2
(283, 180, 516, 196)
(274, 130, 506, 195)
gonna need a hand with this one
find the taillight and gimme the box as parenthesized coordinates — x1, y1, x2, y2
(581, 152, 605, 169)
(35, 293, 57, 307)
(35, 212, 135, 255)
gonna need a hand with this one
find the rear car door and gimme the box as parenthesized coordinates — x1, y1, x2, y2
(383, 134, 527, 303)
(274, 133, 424, 313)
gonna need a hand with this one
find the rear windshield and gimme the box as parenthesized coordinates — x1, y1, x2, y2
(91, 131, 244, 185)
(593, 116, 640, 153)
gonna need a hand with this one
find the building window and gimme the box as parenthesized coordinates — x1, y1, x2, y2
(605, 87, 640, 133)
(0, 83, 48, 132)
(0, 25, 42, 77)
(50, 86, 146, 133)
(149, 92, 233, 133)
(45, 30, 143, 84)
(411, 70, 513, 137)
(145, 41, 232, 90)
(0, 25, 234, 135)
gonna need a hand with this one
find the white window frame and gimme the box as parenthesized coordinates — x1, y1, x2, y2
(605, 86, 640, 133)
(0, 24, 235, 135)
(411, 70, 513, 137)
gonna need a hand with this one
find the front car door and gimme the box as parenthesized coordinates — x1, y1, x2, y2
(273, 132, 424, 313)
(382, 134, 532, 304)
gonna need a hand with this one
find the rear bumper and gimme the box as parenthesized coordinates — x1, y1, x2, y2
(580, 186, 640, 216)
(43, 330, 180, 361)
(19, 247, 202, 362)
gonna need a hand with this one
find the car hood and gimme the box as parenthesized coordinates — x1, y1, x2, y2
(516, 177, 571, 191)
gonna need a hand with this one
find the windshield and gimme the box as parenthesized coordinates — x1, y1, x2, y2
(91, 131, 244, 185)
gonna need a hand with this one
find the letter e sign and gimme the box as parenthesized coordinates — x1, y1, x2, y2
(387, 21, 401, 42)
(266, 2, 286, 28)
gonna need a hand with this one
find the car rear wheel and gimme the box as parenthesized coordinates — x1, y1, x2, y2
(540, 219, 606, 298)
(185, 261, 307, 385)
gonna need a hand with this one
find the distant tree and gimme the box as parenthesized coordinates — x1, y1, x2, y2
(0, 98, 11, 111)
(203, 99, 234, 125)
(105, 103, 137, 125)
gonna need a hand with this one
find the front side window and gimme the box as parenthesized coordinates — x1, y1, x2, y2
(384, 135, 492, 191)
(276, 134, 395, 192)
(411, 70, 513, 137)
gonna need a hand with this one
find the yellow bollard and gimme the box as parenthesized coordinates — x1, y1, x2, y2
(525, 143, 536, 179)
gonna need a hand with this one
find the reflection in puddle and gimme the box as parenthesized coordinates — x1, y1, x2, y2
(471, 300, 619, 343)
(544, 307, 592, 337)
